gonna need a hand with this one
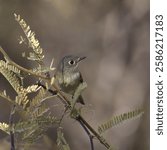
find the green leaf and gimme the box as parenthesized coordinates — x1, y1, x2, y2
(98, 108, 144, 134)
(0, 122, 10, 134)
(57, 127, 71, 150)
(0, 60, 22, 93)
(14, 13, 44, 64)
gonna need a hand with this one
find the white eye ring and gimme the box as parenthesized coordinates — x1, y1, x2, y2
(68, 60, 75, 65)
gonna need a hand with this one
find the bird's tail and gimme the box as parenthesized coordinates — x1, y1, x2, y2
(78, 95, 85, 105)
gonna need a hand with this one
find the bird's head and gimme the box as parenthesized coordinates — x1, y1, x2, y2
(58, 55, 86, 73)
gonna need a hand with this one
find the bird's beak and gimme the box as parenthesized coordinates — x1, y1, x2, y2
(78, 56, 86, 62)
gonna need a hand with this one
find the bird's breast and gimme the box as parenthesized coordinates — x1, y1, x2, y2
(64, 72, 80, 86)
(56, 71, 81, 94)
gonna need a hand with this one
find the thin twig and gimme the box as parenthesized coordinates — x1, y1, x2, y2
(77, 115, 111, 149)
(77, 118, 94, 150)
(59, 107, 68, 126)
(37, 81, 57, 95)
(9, 105, 16, 150)
(37, 81, 67, 106)
(0, 93, 15, 105)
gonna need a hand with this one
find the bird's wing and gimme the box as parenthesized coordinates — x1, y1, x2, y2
(79, 72, 84, 83)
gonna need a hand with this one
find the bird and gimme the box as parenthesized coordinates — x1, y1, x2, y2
(54, 55, 86, 105)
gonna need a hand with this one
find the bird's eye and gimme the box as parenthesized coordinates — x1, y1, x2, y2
(68, 60, 75, 65)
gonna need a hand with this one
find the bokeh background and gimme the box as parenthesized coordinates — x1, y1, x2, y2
(0, 0, 149, 150)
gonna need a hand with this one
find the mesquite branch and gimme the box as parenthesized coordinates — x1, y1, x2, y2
(77, 117, 94, 150)
(9, 105, 16, 150)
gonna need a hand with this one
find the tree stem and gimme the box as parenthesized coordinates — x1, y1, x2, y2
(9, 105, 16, 150)
(78, 118, 94, 150)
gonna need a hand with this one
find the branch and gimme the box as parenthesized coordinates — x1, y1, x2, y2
(37, 81, 57, 95)
(9, 105, 16, 150)
(77, 118, 94, 150)
(52, 83, 112, 149)
(77, 115, 111, 149)
(72, 82, 87, 108)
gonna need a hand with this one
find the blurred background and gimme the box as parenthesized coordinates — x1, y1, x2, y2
(0, 0, 149, 150)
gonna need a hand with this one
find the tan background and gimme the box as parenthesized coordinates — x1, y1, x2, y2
(0, 0, 149, 150)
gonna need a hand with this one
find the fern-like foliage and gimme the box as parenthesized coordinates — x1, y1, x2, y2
(0, 60, 22, 93)
(14, 116, 58, 143)
(0, 53, 57, 146)
(0, 13, 70, 150)
(98, 109, 144, 134)
(56, 127, 71, 150)
(0, 90, 14, 104)
(30, 88, 47, 107)
(0, 60, 21, 74)
(14, 87, 59, 144)
(14, 13, 55, 75)
(0, 61, 59, 145)
(0, 13, 62, 148)
(0, 123, 10, 134)
(14, 13, 44, 64)
(23, 88, 48, 118)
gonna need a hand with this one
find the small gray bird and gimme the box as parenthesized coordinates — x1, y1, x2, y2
(55, 55, 86, 105)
